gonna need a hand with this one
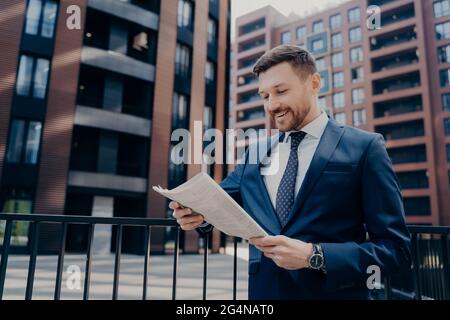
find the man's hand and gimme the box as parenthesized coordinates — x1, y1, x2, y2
(169, 201, 205, 231)
(249, 235, 313, 270)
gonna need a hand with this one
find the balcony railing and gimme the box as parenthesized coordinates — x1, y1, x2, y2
(0, 213, 240, 300)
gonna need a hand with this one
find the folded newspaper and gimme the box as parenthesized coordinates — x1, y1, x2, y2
(152, 172, 268, 240)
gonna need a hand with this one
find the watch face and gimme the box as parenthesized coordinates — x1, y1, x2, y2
(310, 254, 324, 269)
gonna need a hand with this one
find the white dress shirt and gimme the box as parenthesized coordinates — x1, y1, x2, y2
(261, 112, 329, 208)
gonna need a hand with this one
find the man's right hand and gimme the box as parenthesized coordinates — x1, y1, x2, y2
(169, 201, 205, 231)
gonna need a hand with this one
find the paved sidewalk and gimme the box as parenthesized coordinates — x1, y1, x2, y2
(1, 249, 249, 300)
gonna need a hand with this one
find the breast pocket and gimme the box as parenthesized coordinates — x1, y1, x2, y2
(323, 162, 357, 174)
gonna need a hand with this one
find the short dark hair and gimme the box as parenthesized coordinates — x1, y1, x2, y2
(252, 45, 317, 79)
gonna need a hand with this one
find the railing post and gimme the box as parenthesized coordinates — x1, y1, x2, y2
(54, 222, 68, 300)
(412, 233, 423, 300)
(0, 220, 13, 300)
(142, 226, 151, 300)
(233, 237, 238, 300)
(25, 222, 40, 300)
(83, 224, 95, 300)
(202, 232, 209, 300)
(112, 224, 123, 300)
(172, 227, 180, 300)
(440, 234, 450, 299)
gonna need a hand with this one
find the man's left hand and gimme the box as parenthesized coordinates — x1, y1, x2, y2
(249, 235, 313, 270)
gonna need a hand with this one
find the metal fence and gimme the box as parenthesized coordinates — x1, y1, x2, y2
(384, 225, 450, 300)
(2, 213, 450, 300)
(0, 213, 239, 300)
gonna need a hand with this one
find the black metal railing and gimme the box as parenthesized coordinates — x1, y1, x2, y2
(383, 225, 450, 300)
(0, 213, 239, 300)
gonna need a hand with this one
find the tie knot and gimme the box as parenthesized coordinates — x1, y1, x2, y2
(289, 131, 306, 150)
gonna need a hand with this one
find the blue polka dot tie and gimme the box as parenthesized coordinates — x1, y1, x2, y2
(276, 131, 306, 226)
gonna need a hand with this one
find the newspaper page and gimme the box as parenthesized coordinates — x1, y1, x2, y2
(153, 172, 268, 239)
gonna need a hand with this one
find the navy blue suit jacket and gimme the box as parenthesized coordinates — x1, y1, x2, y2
(219, 119, 411, 300)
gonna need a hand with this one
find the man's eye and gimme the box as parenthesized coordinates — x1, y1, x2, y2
(262, 95, 269, 100)
(278, 90, 287, 94)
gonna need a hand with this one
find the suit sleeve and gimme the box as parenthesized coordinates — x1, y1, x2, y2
(321, 134, 412, 291)
(196, 153, 247, 236)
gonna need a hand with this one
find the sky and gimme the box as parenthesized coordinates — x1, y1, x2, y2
(230, 0, 351, 37)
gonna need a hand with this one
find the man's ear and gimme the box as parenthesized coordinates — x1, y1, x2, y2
(311, 73, 321, 93)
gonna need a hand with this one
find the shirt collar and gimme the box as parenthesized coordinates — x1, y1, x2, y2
(283, 112, 329, 142)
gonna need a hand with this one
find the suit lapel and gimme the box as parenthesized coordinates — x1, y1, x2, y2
(283, 120, 345, 230)
(247, 133, 285, 235)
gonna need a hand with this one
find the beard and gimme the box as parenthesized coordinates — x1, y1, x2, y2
(271, 104, 311, 131)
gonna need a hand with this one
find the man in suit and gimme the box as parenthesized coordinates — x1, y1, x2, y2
(171, 45, 411, 299)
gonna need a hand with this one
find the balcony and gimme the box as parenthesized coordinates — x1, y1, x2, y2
(239, 18, 266, 37)
(388, 144, 427, 164)
(238, 90, 261, 104)
(88, 0, 159, 30)
(238, 36, 265, 53)
(238, 54, 262, 70)
(237, 73, 258, 87)
(373, 71, 420, 95)
(236, 107, 266, 122)
(376, 119, 424, 141)
(370, 26, 416, 51)
(374, 95, 422, 118)
(397, 170, 429, 189)
(380, 3, 415, 28)
(372, 49, 419, 73)
(368, 0, 398, 6)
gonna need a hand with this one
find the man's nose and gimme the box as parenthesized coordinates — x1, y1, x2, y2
(267, 96, 280, 112)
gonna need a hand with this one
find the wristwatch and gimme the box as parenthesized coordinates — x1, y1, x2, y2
(308, 243, 326, 273)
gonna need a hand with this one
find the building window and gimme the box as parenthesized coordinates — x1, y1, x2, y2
(436, 21, 450, 40)
(353, 109, 366, 126)
(6, 119, 42, 164)
(333, 92, 345, 108)
(329, 13, 341, 29)
(318, 96, 327, 110)
(316, 58, 326, 71)
(443, 93, 450, 111)
(349, 27, 362, 43)
(334, 112, 346, 125)
(445, 118, 450, 135)
(440, 68, 450, 87)
(207, 18, 217, 44)
(175, 43, 191, 77)
(331, 33, 343, 49)
(205, 60, 215, 84)
(332, 52, 343, 68)
(203, 105, 213, 131)
(177, 0, 194, 30)
(172, 92, 189, 130)
(350, 46, 363, 63)
(312, 38, 324, 51)
(296, 26, 306, 42)
(25, 0, 58, 38)
(352, 88, 364, 105)
(313, 20, 324, 33)
(0, 188, 34, 246)
(15, 54, 50, 99)
(447, 144, 450, 162)
(438, 44, 450, 64)
(434, 0, 450, 18)
(348, 7, 360, 24)
(333, 72, 344, 88)
(351, 67, 364, 83)
(281, 31, 291, 44)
